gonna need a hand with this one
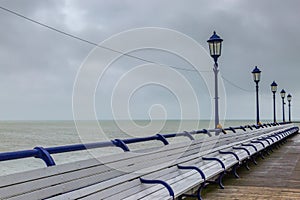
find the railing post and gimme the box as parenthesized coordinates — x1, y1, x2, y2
(34, 147, 56, 167)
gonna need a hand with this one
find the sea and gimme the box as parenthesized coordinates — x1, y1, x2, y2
(0, 120, 298, 176)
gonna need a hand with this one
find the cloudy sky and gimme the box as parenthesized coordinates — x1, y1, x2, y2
(0, 0, 300, 121)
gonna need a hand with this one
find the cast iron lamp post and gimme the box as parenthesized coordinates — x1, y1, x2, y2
(252, 66, 261, 125)
(280, 89, 286, 122)
(271, 81, 278, 123)
(287, 94, 292, 122)
(207, 31, 223, 129)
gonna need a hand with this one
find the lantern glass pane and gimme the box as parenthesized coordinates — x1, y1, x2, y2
(209, 41, 222, 56)
(209, 43, 214, 56)
(281, 92, 285, 98)
(271, 85, 277, 92)
(215, 42, 221, 56)
(213, 42, 217, 55)
(253, 73, 260, 82)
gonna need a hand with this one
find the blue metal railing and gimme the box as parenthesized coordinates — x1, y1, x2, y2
(0, 122, 291, 167)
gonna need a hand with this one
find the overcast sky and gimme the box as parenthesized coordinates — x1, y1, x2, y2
(0, 0, 300, 121)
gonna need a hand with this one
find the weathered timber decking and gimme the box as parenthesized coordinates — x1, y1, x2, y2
(199, 132, 300, 200)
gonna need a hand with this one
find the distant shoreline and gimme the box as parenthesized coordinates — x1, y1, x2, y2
(1, 119, 298, 121)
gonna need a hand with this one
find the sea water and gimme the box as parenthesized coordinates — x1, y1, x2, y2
(0, 120, 282, 175)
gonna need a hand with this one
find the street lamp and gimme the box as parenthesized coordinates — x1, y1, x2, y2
(271, 81, 278, 123)
(207, 31, 223, 129)
(252, 66, 261, 125)
(280, 89, 286, 122)
(287, 94, 292, 122)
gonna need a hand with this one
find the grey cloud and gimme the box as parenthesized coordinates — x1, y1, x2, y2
(0, 0, 299, 120)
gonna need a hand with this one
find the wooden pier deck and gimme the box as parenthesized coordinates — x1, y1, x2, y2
(199, 133, 300, 200)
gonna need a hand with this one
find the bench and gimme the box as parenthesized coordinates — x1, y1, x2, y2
(0, 123, 298, 200)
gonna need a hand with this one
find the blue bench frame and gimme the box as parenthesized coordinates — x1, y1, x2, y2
(0, 122, 295, 168)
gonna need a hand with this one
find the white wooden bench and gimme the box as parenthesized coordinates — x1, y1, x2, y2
(0, 124, 298, 200)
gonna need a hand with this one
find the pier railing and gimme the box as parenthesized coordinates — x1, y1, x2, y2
(0, 122, 290, 167)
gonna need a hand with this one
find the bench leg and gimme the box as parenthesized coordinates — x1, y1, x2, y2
(217, 171, 225, 189)
(259, 152, 265, 159)
(196, 182, 205, 200)
(180, 182, 205, 200)
(245, 161, 250, 170)
(206, 171, 225, 189)
(265, 149, 271, 156)
(251, 156, 258, 165)
(231, 164, 240, 178)
(282, 139, 286, 144)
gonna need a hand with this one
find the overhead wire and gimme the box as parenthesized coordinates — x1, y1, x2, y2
(0, 5, 197, 72)
(0, 5, 253, 93)
(221, 75, 254, 92)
